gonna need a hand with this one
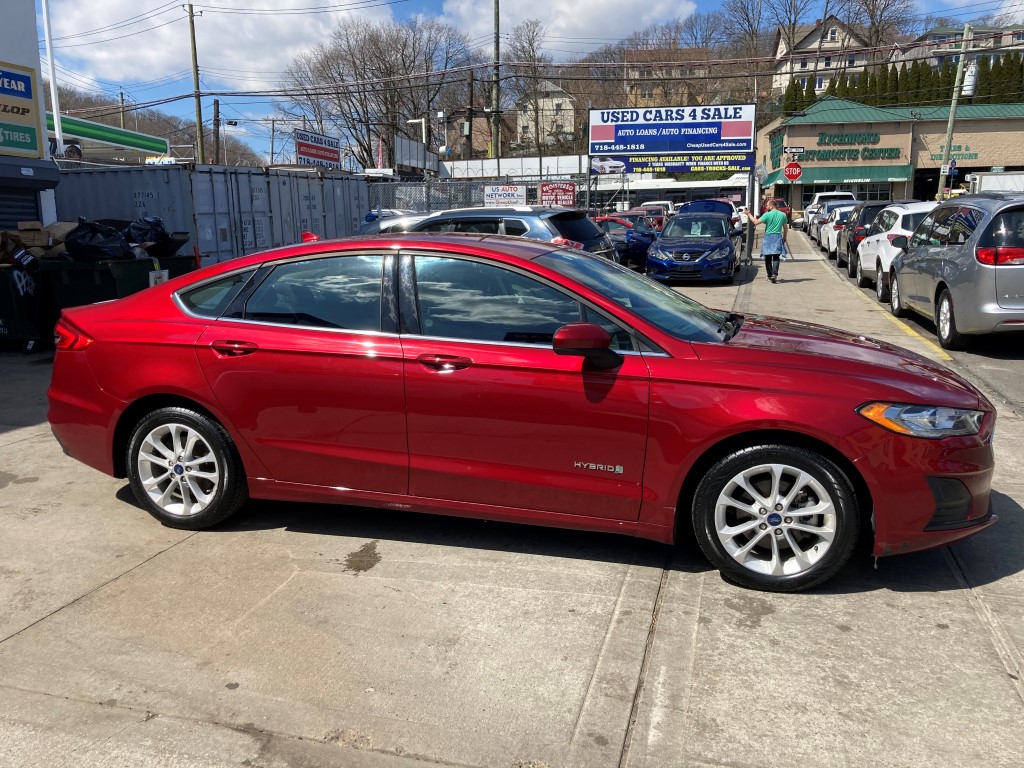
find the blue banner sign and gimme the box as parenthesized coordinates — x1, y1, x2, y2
(0, 67, 33, 100)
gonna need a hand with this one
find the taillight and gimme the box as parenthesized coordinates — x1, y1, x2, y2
(977, 246, 1024, 265)
(53, 318, 93, 351)
(833, 224, 844, 231)
(552, 236, 584, 249)
(886, 234, 903, 244)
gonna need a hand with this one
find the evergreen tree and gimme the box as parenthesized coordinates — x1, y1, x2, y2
(886, 65, 900, 106)
(783, 78, 803, 115)
(803, 74, 816, 107)
(825, 75, 837, 96)
(939, 60, 955, 104)
(836, 73, 849, 99)
(973, 56, 992, 104)
(866, 70, 879, 105)
(990, 55, 1005, 104)
(1008, 52, 1024, 102)
(896, 63, 910, 105)
(909, 61, 926, 106)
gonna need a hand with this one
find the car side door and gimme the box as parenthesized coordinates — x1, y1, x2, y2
(902, 208, 948, 311)
(399, 251, 651, 521)
(195, 251, 409, 494)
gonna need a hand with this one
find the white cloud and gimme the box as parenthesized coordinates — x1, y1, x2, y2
(42, 0, 397, 97)
(442, 0, 693, 59)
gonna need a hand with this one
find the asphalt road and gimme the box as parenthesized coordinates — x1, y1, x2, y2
(1, 234, 1021, 768)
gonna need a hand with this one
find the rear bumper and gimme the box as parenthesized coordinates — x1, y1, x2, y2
(47, 351, 123, 477)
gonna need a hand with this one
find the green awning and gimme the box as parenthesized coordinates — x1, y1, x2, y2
(46, 113, 169, 154)
(786, 164, 913, 185)
(760, 169, 782, 187)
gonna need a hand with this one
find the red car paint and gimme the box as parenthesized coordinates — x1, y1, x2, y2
(48, 234, 996, 562)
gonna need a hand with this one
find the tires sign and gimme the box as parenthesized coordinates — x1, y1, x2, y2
(784, 162, 802, 181)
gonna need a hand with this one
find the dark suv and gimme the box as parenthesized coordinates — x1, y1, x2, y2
(406, 206, 617, 261)
(837, 200, 916, 274)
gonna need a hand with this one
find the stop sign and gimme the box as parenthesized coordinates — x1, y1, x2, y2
(784, 162, 802, 181)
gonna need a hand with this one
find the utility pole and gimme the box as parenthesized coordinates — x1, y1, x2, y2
(40, 0, 64, 154)
(212, 99, 220, 165)
(937, 23, 973, 200)
(466, 71, 474, 161)
(119, 91, 125, 129)
(270, 118, 276, 164)
(187, 3, 205, 163)
(491, 0, 501, 178)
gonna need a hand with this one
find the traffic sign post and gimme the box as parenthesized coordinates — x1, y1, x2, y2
(783, 162, 802, 182)
(784, 146, 805, 155)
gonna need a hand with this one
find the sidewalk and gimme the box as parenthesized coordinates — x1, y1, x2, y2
(680, 227, 952, 364)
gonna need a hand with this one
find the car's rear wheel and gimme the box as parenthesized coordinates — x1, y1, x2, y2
(875, 263, 890, 302)
(692, 445, 859, 592)
(889, 271, 909, 317)
(127, 407, 248, 529)
(855, 257, 870, 287)
(936, 289, 968, 350)
(847, 250, 858, 278)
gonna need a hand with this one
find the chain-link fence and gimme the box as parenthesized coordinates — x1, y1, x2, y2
(367, 176, 593, 213)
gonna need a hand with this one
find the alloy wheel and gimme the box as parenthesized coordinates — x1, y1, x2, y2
(713, 462, 837, 577)
(136, 422, 221, 518)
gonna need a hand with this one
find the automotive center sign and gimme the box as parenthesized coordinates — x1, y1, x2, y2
(588, 104, 755, 174)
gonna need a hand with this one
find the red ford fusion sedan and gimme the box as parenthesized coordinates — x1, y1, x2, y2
(47, 233, 997, 592)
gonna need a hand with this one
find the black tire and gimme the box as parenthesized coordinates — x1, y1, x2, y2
(936, 289, 969, 350)
(847, 250, 858, 278)
(835, 243, 845, 266)
(875, 263, 890, 302)
(691, 445, 860, 592)
(889, 271, 909, 317)
(855, 257, 870, 287)
(126, 407, 248, 530)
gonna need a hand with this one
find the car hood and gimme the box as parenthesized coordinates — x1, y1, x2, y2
(694, 314, 986, 407)
(653, 236, 730, 253)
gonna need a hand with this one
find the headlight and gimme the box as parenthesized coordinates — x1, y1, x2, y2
(705, 248, 729, 260)
(857, 402, 985, 438)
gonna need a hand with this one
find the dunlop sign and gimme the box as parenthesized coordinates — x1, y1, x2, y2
(0, 61, 42, 158)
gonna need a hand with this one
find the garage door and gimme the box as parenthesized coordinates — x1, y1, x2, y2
(0, 188, 40, 229)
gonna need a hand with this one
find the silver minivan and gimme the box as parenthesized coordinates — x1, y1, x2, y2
(889, 192, 1024, 349)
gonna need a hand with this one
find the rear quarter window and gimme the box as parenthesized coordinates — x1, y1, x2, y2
(178, 270, 255, 318)
(978, 207, 1024, 247)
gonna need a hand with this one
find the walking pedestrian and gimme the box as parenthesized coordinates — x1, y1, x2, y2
(748, 199, 789, 283)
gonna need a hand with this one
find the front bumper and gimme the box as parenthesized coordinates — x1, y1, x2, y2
(646, 255, 734, 281)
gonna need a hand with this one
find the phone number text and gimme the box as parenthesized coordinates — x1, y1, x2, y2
(592, 143, 646, 152)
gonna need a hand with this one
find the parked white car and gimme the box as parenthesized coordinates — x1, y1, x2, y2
(592, 156, 626, 174)
(855, 201, 938, 300)
(821, 205, 857, 257)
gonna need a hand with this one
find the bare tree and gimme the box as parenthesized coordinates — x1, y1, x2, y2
(850, 0, 916, 53)
(722, 0, 773, 100)
(507, 20, 552, 153)
(765, 0, 818, 88)
(278, 17, 480, 169)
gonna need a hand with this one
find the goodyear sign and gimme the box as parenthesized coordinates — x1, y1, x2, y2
(1, 62, 42, 158)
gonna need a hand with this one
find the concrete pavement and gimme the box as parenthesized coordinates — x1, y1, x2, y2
(0, 232, 1021, 768)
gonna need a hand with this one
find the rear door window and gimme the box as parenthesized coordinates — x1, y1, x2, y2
(948, 207, 985, 245)
(244, 255, 384, 331)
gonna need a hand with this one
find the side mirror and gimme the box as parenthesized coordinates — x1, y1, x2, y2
(891, 235, 909, 251)
(553, 323, 623, 370)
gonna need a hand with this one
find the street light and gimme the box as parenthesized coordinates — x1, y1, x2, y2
(407, 118, 427, 179)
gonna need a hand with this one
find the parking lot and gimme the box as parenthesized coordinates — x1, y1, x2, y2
(1, 232, 1022, 768)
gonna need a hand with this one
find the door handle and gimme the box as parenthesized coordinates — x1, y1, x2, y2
(211, 340, 258, 357)
(416, 353, 473, 372)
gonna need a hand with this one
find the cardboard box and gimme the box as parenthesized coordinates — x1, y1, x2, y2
(14, 221, 51, 248)
(44, 221, 78, 243)
(43, 243, 68, 258)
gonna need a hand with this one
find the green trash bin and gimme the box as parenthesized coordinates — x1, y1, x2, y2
(0, 264, 44, 344)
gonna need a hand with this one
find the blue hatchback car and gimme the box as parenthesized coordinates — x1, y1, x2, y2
(645, 212, 740, 283)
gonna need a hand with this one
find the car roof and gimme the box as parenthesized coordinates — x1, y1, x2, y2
(671, 211, 729, 219)
(883, 201, 938, 213)
(426, 205, 576, 217)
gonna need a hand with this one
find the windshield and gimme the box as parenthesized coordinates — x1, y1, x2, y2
(662, 216, 728, 239)
(535, 249, 728, 342)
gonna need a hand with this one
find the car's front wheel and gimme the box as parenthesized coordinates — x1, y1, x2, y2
(691, 445, 859, 592)
(936, 289, 968, 350)
(126, 407, 248, 529)
(889, 271, 908, 317)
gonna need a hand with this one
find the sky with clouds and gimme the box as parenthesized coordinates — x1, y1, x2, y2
(35, 0, 1002, 159)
